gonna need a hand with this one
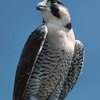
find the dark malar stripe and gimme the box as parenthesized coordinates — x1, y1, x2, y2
(50, 4, 61, 18)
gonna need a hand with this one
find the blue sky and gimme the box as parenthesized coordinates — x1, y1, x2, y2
(0, 0, 100, 100)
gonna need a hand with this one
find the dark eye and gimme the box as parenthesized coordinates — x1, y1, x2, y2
(51, 0, 57, 3)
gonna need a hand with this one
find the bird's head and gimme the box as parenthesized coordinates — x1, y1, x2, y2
(36, 0, 71, 27)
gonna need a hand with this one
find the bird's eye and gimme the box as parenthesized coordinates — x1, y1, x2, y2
(51, 0, 57, 3)
(48, 0, 57, 3)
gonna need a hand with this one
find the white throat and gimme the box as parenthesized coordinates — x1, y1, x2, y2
(45, 23, 75, 52)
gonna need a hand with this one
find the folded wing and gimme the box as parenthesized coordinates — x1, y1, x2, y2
(13, 25, 48, 100)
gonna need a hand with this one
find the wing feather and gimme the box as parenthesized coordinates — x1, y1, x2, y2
(13, 25, 48, 100)
(59, 40, 84, 100)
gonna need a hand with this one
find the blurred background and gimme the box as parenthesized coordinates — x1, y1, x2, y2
(0, 0, 100, 100)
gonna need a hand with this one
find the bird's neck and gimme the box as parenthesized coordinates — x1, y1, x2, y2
(45, 22, 75, 44)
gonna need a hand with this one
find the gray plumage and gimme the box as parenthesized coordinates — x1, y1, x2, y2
(13, 0, 84, 100)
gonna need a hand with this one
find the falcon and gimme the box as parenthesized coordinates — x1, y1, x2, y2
(13, 0, 84, 100)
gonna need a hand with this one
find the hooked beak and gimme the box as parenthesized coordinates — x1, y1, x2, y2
(36, 1, 47, 11)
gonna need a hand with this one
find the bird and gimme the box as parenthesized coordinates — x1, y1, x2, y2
(13, 0, 84, 100)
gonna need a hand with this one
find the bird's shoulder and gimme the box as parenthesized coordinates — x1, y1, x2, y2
(13, 24, 48, 100)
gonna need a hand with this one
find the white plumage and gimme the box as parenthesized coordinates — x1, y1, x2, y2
(13, 0, 84, 100)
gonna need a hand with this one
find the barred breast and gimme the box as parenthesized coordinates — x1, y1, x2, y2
(23, 41, 73, 100)
(23, 25, 75, 100)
